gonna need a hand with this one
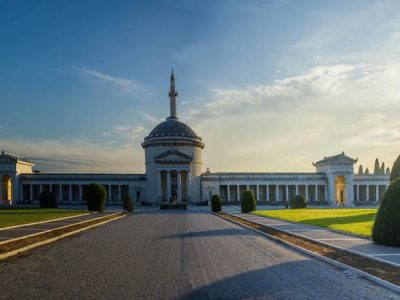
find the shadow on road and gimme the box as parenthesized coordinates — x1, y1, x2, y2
(161, 228, 259, 239)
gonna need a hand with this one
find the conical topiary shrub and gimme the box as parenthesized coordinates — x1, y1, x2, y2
(85, 183, 106, 212)
(241, 190, 256, 213)
(211, 194, 222, 213)
(372, 178, 400, 247)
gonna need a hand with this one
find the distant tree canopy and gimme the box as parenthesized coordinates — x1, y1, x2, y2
(380, 162, 385, 175)
(364, 168, 369, 175)
(390, 155, 400, 182)
(386, 167, 391, 175)
(358, 165, 363, 175)
(374, 158, 380, 175)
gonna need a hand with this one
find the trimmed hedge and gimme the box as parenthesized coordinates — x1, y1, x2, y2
(241, 190, 256, 213)
(372, 178, 400, 247)
(85, 183, 106, 212)
(289, 194, 306, 209)
(123, 195, 134, 212)
(39, 190, 58, 208)
(160, 203, 187, 210)
(211, 194, 222, 212)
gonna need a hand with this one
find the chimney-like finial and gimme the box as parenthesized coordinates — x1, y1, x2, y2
(168, 69, 178, 119)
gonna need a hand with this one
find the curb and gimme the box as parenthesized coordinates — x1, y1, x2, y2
(0, 212, 93, 231)
(242, 213, 400, 269)
(0, 213, 126, 260)
(213, 212, 400, 294)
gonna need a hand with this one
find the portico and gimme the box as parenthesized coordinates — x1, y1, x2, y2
(157, 169, 191, 203)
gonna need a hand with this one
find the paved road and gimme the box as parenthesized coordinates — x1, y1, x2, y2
(0, 210, 397, 299)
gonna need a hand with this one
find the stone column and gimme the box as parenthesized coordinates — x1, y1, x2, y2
(275, 185, 279, 201)
(375, 185, 379, 202)
(366, 185, 370, 202)
(266, 185, 269, 202)
(186, 171, 191, 203)
(166, 172, 171, 202)
(315, 185, 318, 202)
(285, 185, 289, 201)
(356, 185, 360, 202)
(157, 171, 162, 202)
(119, 185, 122, 202)
(69, 185, 72, 202)
(325, 185, 328, 203)
(256, 185, 259, 202)
(246, 184, 249, 191)
(30, 184, 33, 202)
(305, 185, 309, 202)
(237, 185, 240, 202)
(79, 185, 83, 202)
(108, 185, 112, 203)
(227, 185, 230, 202)
(177, 171, 182, 203)
(295, 185, 299, 195)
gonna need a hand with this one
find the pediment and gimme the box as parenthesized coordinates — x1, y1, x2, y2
(154, 149, 192, 163)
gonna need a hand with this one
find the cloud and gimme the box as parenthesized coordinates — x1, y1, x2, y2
(390, 32, 400, 38)
(2, 138, 145, 173)
(184, 63, 400, 172)
(79, 68, 146, 95)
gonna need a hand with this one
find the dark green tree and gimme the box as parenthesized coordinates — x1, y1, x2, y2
(241, 190, 256, 213)
(211, 194, 222, 213)
(85, 183, 106, 212)
(364, 168, 370, 175)
(374, 158, 380, 174)
(358, 165, 363, 175)
(386, 167, 391, 175)
(390, 155, 400, 182)
(372, 178, 400, 246)
(380, 162, 385, 175)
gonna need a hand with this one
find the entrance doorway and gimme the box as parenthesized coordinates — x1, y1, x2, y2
(335, 175, 346, 206)
(1, 175, 12, 205)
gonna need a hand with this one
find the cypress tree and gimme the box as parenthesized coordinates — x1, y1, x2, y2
(364, 168, 370, 175)
(358, 165, 363, 175)
(386, 167, 390, 175)
(390, 155, 400, 182)
(380, 162, 385, 175)
(374, 158, 380, 174)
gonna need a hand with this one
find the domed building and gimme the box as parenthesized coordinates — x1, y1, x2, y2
(142, 71, 204, 204)
(0, 71, 391, 207)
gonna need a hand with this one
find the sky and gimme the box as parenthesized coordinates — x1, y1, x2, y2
(1, 0, 400, 173)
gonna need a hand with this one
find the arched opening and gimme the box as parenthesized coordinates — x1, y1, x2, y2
(335, 175, 346, 206)
(1, 175, 13, 205)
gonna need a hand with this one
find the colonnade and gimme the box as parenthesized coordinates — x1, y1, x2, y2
(354, 184, 388, 202)
(21, 183, 131, 203)
(219, 184, 328, 203)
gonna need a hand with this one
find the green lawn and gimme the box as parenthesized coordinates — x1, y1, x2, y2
(0, 208, 88, 229)
(253, 208, 378, 237)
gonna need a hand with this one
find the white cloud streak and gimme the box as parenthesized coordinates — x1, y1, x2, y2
(79, 68, 146, 95)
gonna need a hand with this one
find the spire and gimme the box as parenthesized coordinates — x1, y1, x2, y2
(168, 69, 178, 119)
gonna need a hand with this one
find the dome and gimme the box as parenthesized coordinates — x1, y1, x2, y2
(144, 118, 201, 141)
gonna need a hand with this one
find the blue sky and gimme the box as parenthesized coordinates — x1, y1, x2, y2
(1, 0, 400, 173)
